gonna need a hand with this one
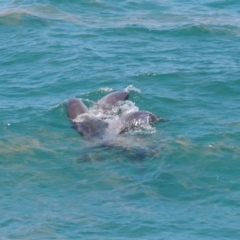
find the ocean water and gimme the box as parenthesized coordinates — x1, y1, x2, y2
(1, 0, 240, 239)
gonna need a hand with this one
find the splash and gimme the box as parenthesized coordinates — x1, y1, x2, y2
(124, 85, 141, 93)
(98, 87, 114, 93)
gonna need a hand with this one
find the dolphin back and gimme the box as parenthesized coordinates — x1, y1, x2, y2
(97, 91, 129, 106)
(67, 98, 89, 121)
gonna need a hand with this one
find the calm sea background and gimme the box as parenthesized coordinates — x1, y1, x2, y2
(1, 0, 240, 239)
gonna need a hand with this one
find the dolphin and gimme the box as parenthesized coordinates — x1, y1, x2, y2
(67, 98, 88, 121)
(92, 91, 129, 114)
(67, 91, 129, 118)
(97, 91, 129, 106)
(66, 97, 109, 139)
(66, 92, 160, 139)
(101, 111, 159, 138)
(66, 91, 163, 163)
(118, 111, 159, 133)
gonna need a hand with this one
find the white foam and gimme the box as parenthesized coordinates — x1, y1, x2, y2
(124, 85, 141, 93)
(117, 100, 139, 115)
(98, 87, 114, 93)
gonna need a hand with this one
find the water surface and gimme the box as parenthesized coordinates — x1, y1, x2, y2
(1, 0, 240, 239)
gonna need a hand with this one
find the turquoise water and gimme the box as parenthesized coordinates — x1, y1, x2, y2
(1, 0, 240, 239)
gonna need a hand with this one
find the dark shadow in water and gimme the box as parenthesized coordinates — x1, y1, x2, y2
(76, 132, 162, 170)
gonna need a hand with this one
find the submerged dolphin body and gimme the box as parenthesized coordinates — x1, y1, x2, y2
(73, 114, 109, 139)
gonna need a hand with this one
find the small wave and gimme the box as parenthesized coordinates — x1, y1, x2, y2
(0, 8, 49, 26)
(48, 102, 63, 111)
(166, 23, 235, 37)
(113, 14, 240, 38)
(98, 87, 114, 93)
(124, 85, 141, 93)
(205, 0, 239, 9)
(0, 6, 88, 27)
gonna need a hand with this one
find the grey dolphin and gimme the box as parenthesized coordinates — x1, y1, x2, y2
(67, 98, 88, 121)
(118, 111, 159, 133)
(66, 95, 160, 140)
(66, 98, 108, 139)
(98, 91, 129, 106)
(92, 90, 130, 115)
(103, 110, 160, 137)
(66, 93, 162, 162)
